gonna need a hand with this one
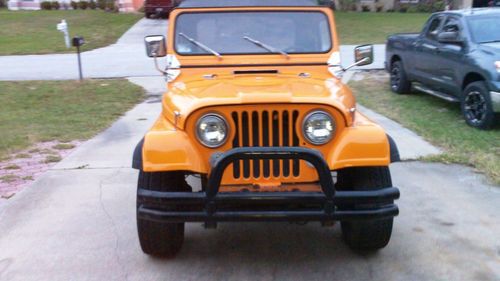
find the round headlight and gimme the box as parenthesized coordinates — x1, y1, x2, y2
(302, 111, 335, 145)
(196, 114, 228, 148)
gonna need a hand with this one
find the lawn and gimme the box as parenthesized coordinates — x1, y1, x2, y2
(0, 10, 142, 55)
(349, 72, 500, 184)
(0, 80, 144, 159)
(335, 12, 430, 45)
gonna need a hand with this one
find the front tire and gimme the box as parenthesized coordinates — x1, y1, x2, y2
(390, 60, 411, 94)
(461, 81, 496, 130)
(137, 171, 191, 258)
(336, 167, 394, 251)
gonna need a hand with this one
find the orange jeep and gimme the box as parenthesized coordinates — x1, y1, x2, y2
(134, 0, 400, 257)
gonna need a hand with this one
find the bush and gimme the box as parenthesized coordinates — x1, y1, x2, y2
(79, 0, 89, 9)
(97, 0, 106, 9)
(361, 5, 371, 12)
(399, 3, 409, 12)
(105, 0, 118, 12)
(70, 1, 78, 9)
(433, 0, 445, 11)
(407, 5, 419, 13)
(0, 0, 6, 8)
(89, 0, 97, 9)
(339, 0, 356, 11)
(51, 1, 60, 10)
(40, 1, 52, 9)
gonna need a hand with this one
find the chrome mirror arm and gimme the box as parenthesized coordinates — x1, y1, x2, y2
(152, 52, 167, 76)
(328, 57, 370, 73)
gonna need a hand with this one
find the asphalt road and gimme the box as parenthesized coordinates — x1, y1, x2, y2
(0, 86, 499, 280)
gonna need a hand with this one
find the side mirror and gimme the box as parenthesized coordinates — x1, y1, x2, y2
(437, 31, 462, 44)
(145, 35, 166, 58)
(354, 44, 373, 66)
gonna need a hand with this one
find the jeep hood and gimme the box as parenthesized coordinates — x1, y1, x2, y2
(162, 74, 356, 128)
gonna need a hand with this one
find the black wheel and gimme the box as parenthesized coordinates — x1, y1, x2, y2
(461, 81, 496, 130)
(390, 60, 411, 94)
(137, 171, 191, 258)
(336, 167, 394, 251)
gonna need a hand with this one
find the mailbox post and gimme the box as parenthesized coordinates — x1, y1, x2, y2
(56, 20, 70, 49)
(72, 36, 85, 81)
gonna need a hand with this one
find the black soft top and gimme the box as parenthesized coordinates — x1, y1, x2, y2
(179, 0, 319, 8)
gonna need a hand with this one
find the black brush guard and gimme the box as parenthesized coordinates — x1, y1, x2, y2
(137, 147, 400, 224)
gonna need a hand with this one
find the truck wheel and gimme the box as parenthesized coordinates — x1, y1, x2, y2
(461, 81, 496, 130)
(390, 60, 411, 94)
(145, 12, 152, 19)
(137, 171, 191, 258)
(336, 167, 394, 251)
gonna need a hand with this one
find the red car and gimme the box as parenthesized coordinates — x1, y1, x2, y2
(144, 0, 180, 18)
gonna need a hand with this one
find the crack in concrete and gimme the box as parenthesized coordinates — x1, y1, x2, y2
(50, 166, 132, 171)
(98, 168, 130, 281)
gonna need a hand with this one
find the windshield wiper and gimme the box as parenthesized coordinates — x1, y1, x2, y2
(243, 36, 289, 59)
(178, 32, 222, 59)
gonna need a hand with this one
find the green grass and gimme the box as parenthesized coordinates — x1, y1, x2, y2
(335, 12, 430, 45)
(0, 10, 142, 55)
(0, 79, 144, 159)
(349, 72, 500, 185)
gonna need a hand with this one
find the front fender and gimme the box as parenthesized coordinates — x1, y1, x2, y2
(327, 115, 397, 169)
(135, 117, 208, 173)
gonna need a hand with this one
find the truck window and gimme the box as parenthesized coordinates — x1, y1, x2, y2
(442, 17, 461, 34)
(426, 17, 443, 41)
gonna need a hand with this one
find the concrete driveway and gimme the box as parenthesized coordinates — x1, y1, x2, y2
(0, 18, 168, 81)
(0, 79, 499, 281)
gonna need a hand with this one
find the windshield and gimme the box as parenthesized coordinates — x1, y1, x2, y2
(174, 11, 332, 55)
(467, 16, 500, 44)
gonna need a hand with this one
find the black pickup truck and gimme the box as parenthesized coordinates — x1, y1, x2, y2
(386, 9, 500, 129)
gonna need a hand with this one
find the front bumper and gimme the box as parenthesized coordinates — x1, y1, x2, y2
(144, 6, 174, 14)
(137, 147, 400, 224)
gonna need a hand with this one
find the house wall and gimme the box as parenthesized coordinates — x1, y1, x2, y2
(8, 0, 41, 10)
(7, 0, 144, 11)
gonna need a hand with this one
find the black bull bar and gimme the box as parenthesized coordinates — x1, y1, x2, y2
(138, 147, 400, 223)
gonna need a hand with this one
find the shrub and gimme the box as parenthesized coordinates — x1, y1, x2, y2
(51, 1, 60, 10)
(399, 3, 409, 12)
(41, 1, 52, 9)
(70, 1, 78, 9)
(417, 3, 433, 13)
(89, 0, 97, 9)
(339, 0, 356, 11)
(79, 0, 89, 9)
(0, 0, 6, 8)
(105, 0, 118, 12)
(361, 5, 371, 12)
(433, 0, 445, 11)
(97, 0, 106, 9)
(407, 5, 419, 13)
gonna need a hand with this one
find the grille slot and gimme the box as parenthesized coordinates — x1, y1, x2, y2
(231, 110, 300, 179)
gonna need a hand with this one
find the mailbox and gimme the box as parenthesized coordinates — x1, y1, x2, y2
(72, 36, 85, 47)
